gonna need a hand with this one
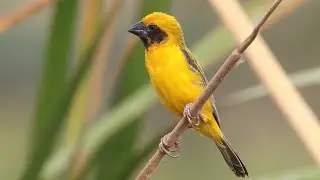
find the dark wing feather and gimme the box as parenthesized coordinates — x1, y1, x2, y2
(181, 48, 220, 127)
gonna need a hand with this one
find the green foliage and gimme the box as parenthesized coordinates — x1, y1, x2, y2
(21, 0, 113, 179)
(42, 86, 156, 179)
(115, 128, 169, 180)
(92, 1, 172, 180)
(21, 0, 79, 179)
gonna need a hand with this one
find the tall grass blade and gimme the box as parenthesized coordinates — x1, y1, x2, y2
(92, 1, 172, 179)
(21, 0, 79, 179)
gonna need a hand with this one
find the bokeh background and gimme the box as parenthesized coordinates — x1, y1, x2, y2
(1, 0, 320, 180)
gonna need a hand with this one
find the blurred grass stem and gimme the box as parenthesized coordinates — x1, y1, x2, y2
(66, 0, 102, 179)
(208, 0, 320, 165)
(223, 67, 320, 106)
(0, 0, 58, 33)
(20, 0, 79, 179)
(66, 0, 123, 179)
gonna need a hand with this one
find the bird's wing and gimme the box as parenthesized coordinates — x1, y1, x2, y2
(181, 48, 220, 127)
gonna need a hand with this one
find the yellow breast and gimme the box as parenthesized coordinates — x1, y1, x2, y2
(145, 44, 208, 117)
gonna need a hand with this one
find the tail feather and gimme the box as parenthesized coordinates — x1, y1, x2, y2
(215, 136, 249, 178)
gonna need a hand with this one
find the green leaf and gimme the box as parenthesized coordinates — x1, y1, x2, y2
(115, 127, 171, 180)
(21, 1, 113, 179)
(42, 85, 156, 179)
(40, 16, 113, 179)
(92, 1, 172, 180)
(20, 0, 79, 179)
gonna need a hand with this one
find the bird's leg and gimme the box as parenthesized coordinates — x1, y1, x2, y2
(184, 103, 202, 129)
(159, 133, 180, 158)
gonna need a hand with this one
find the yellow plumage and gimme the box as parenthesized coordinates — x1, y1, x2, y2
(145, 41, 221, 139)
(129, 12, 248, 178)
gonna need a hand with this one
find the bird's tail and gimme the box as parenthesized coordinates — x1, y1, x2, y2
(198, 113, 248, 177)
(213, 135, 249, 178)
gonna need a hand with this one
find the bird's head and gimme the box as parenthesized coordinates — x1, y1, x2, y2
(128, 12, 185, 48)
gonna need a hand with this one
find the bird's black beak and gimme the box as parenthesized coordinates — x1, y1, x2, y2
(128, 21, 148, 39)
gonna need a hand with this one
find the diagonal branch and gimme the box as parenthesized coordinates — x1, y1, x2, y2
(209, 0, 320, 166)
(135, 0, 283, 179)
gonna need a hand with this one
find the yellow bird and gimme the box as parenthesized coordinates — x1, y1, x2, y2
(128, 12, 248, 178)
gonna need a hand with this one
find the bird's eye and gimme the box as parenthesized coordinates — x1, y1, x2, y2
(148, 24, 158, 31)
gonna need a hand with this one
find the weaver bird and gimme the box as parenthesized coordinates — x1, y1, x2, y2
(128, 12, 248, 178)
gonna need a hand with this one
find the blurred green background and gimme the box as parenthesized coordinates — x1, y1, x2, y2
(1, 0, 320, 180)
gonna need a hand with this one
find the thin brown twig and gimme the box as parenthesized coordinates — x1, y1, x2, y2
(0, 0, 58, 33)
(209, 0, 320, 165)
(135, 0, 282, 179)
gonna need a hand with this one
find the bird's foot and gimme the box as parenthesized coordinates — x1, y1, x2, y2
(159, 134, 180, 158)
(184, 103, 202, 129)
